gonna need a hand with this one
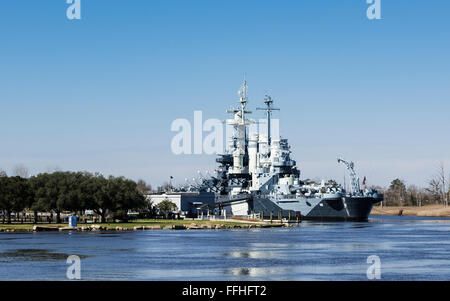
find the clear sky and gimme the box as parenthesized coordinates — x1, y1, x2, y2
(0, 0, 449, 188)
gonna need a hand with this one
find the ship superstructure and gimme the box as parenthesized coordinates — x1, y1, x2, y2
(187, 79, 383, 221)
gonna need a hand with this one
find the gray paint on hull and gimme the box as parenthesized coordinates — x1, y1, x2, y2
(251, 196, 375, 221)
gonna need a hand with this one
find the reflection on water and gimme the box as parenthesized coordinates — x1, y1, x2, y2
(226, 267, 292, 278)
(95, 235, 120, 238)
(348, 223, 373, 229)
(0, 216, 450, 280)
(0, 249, 90, 263)
(223, 251, 280, 259)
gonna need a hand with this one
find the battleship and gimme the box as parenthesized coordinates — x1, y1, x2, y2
(184, 79, 383, 221)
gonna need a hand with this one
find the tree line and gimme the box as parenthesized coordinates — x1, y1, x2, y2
(0, 171, 147, 224)
(372, 163, 449, 207)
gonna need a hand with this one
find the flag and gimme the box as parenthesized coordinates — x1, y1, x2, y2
(170, 176, 173, 179)
(362, 176, 366, 186)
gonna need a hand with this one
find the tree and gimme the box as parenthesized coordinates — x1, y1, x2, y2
(136, 179, 152, 195)
(84, 175, 115, 223)
(427, 179, 443, 205)
(437, 162, 448, 206)
(82, 175, 146, 223)
(46, 172, 66, 223)
(12, 164, 29, 178)
(142, 199, 157, 218)
(156, 199, 178, 219)
(30, 172, 69, 223)
(406, 185, 421, 206)
(159, 182, 172, 193)
(386, 179, 407, 206)
(0, 177, 31, 224)
(29, 173, 52, 223)
(2, 171, 149, 224)
(111, 177, 147, 222)
(57, 172, 88, 213)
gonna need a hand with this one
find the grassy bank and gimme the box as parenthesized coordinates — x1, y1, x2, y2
(371, 204, 450, 217)
(0, 218, 283, 232)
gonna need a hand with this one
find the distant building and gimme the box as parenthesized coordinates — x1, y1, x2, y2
(147, 192, 215, 217)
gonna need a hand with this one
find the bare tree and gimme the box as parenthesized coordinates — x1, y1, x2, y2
(156, 182, 172, 193)
(448, 171, 450, 206)
(0, 169, 7, 177)
(438, 162, 448, 206)
(136, 179, 152, 195)
(426, 178, 442, 205)
(12, 164, 29, 178)
(407, 185, 420, 206)
(161, 182, 172, 192)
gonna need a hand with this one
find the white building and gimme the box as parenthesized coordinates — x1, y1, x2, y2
(147, 192, 215, 217)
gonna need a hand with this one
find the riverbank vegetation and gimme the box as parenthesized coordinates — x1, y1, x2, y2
(0, 218, 280, 232)
(370, 163, 449, 208)
(0, 172, 146, 224)
(371, 204, 450, 217)
(371, 178, 449, 207)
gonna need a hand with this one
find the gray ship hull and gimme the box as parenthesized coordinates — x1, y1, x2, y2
(251, 196, 379, 221)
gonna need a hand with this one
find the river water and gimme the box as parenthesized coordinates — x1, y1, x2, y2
(0, 216, 449, 281)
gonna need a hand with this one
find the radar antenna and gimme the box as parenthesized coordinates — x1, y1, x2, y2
(257, 95, 280, 146)
(238, 74, 248, 110)
(227, 75, 253, 120)
(337, 158, 361, 195)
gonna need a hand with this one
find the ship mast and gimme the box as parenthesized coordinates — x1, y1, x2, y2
(226, 76, 252, 175)
(257, 95, 279, 147)
(239, 75, 248, 118)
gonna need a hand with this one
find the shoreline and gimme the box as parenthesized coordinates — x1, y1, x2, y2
(3, 205, 450, 232)
(0, 219, 288, 233)
(371, 205, 450, 217)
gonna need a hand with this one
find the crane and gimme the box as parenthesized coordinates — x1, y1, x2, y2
(337, 158, 361, 195)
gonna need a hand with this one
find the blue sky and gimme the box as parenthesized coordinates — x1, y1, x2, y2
(0, 0, 449, 188)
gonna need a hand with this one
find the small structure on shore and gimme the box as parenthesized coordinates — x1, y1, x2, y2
(147, 191, 215, 218)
